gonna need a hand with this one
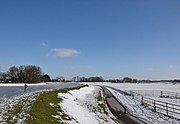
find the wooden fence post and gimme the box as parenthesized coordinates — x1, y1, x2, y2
(166, 103, 168, 116)
(160, 91, 163, 97)
(131, 91, 134, 99)
(154, 100, 156, 112)
(141, 96, 143, 105)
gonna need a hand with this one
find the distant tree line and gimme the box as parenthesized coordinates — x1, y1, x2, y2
(109, 78, 180, 83)
(3, 65, 178, 84)
(44, 74, 180, 84)
(138, 79, 180, 83)
(107, 77, 138, 83)
(52, 76, 138, 83)
(52, 76, 104, 82)
(78, 76, 104, 82)
(0, 65, 51, 83)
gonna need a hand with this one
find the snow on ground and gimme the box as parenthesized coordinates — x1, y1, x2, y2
(88, 82, 180, 93)
(107, 87, 180, 124)
(89, 82, 180, 104)
(57, 85, 118, 124)
(84, 82, 180, 124)
(0, 89, 50, 123)
(0, 82, 80, 123)
(2, 82, 179, 123)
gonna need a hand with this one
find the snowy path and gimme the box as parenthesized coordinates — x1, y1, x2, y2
(57, 85, 118, 124)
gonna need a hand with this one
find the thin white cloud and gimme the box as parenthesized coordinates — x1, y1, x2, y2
(50, 48, 80, 57)
(42, 42, 47, 47)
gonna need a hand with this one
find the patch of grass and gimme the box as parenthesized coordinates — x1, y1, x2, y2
(96, 88, 108, 115)
(3, 95, 36, 124)
(25, 84, 87, 124)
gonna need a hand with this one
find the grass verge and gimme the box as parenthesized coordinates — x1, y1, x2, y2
(95, 88, 108, 115)
(25, 84, 87, 124)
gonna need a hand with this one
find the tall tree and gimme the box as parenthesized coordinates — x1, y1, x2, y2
(87, 76, 104, 82)
(8, 66, 19, 83)
(123, 77, 132, 83)
(0, 72, 8, 83)
(56, 76, 65, 82)
(43, 74, 51, 82)
(18, 66, 25, 83)
(24, 65, 43, 83)
(7, 65, 44, 83)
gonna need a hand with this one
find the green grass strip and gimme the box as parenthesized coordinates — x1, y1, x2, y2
(25, 84, 87, 124)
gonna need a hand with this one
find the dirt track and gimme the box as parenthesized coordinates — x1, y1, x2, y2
(102, 87, 147, 124)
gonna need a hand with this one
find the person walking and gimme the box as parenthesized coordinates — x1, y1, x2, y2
(24, 83, 28, 92)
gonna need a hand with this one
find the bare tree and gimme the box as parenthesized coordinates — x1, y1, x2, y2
(6, 65, 44, 83)
(8, 66, 19, 83)
(87, 76, 104, 82)
(56, 76, 65, 82)
(0, 72, 8, 83)
(24, 65, 43, 83)
(72, 77, 76, 82)
(0, 73, 3, 82)
(18, 66, 25, 83)
(43, 74, 51, 82)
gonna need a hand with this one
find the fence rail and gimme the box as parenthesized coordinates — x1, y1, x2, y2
(160, 91, 180, 99)
(128, 91, 180, 119)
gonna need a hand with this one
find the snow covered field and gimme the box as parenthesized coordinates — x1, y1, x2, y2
(90, 82, 180, 104)
(90, 82, 180, 93)
(1, 82, 180, 124)
(86, 82, 180, 124)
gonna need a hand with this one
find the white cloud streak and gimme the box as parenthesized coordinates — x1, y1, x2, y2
(42, 42, 47, 47)
(50, 48, 80, 57)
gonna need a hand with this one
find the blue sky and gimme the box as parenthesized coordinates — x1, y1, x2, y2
(0, 0, 180, 80)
